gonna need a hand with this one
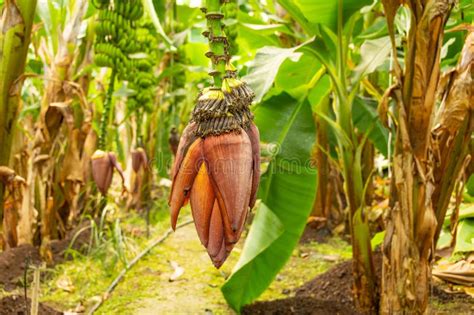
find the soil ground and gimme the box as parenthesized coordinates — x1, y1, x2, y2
(244, 226, 474, 315)
(244, 258, 473, 315)
(0, 296, 61, 315)
(0, 222, 91, 290)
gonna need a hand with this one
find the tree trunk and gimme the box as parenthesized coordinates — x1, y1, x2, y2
(311, 100, 333, 222)
(362, 141, 375, 206)
(380, 1, 454, 313)
(29, 0, 89, 249)
(0, 0, 38, 248)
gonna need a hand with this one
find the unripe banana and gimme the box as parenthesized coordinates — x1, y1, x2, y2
(93, 0, 145, 80)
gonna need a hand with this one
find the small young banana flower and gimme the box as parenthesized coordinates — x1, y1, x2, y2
(91, 150, 125, 195)
(169, 88, 260, 268)
(131, 147, 148, 172)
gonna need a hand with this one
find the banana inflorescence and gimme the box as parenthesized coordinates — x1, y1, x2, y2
(170, 0, 260, 268)
(93, 0, 159, 141)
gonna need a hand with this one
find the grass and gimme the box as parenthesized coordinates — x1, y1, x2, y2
(38, 193, 177, 312)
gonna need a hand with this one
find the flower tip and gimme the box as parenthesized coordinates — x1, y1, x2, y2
(91, 150, 116, 195)
(199, 88, 224, 101)
(169, 138, 202, 231)
(212, 259, 224, 269)
(170, 204, 180, 230)
(210, 249, 228, 269)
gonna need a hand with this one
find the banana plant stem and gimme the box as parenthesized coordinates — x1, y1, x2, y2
(98, 69, 117, 150)
(0, 0, 38, 225)
(136, 108, 143, 147)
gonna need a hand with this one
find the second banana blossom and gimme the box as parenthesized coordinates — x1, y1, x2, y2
(169, 75, 260, 268)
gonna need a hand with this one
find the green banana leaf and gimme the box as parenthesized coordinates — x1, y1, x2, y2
(455, 218, 474, 253)
(221, 93, 317, 311)
(292, 0, 372, 31)
(444, 203, 474, 227)
(308, 75, 331, 112)
(276, 0, 317, 35)
(275, 54, 322, 100)
(244, 44, 306, 103)
(353, 36, 392, 76)
(309, 76, 390, 158)
(441, 204, 474, 253)
(467, 175, 474, 197)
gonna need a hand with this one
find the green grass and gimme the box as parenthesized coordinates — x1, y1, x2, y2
(39, 195, 176, 312)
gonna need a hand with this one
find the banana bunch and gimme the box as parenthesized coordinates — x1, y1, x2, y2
(172, 45, 187, 95)
(115, 1, 144, 21)
(92, 0, 109, 9)
(93, 0, 144, 80)
(223, 0, 239, 55)
(94, 42, 125, 68)
(126, 25, 158, 113)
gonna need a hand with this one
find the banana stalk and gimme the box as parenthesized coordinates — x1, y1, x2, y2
(203, 0, 227, 87)
(311, 96, 344, 226)
(98, 70, 117, 150)
(304, 1, 378, 309)
(24, 0, 90, 249)
(312, 100, 331, 219)
(92, 0, 144, 197)
(222, 0, 239, 55)
(333, 1, 377, 310)
(0, 0, 37, 247)
(380, 1, 455, 313)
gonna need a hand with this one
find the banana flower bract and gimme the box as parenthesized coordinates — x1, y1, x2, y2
(169, 83, 259, 268)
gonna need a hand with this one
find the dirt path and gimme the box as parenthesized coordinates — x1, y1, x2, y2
(98, 222, 238, 314)
(94, 218, 350, 314)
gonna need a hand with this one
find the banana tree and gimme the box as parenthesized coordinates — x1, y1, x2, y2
(24, 0, 90, 255)
(303, 22, 379, 315)
(125, 23, 159, 210)
(0, 0, 37, 248)
(90, 0, 146, 201)
(379, 0, 460, 313)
